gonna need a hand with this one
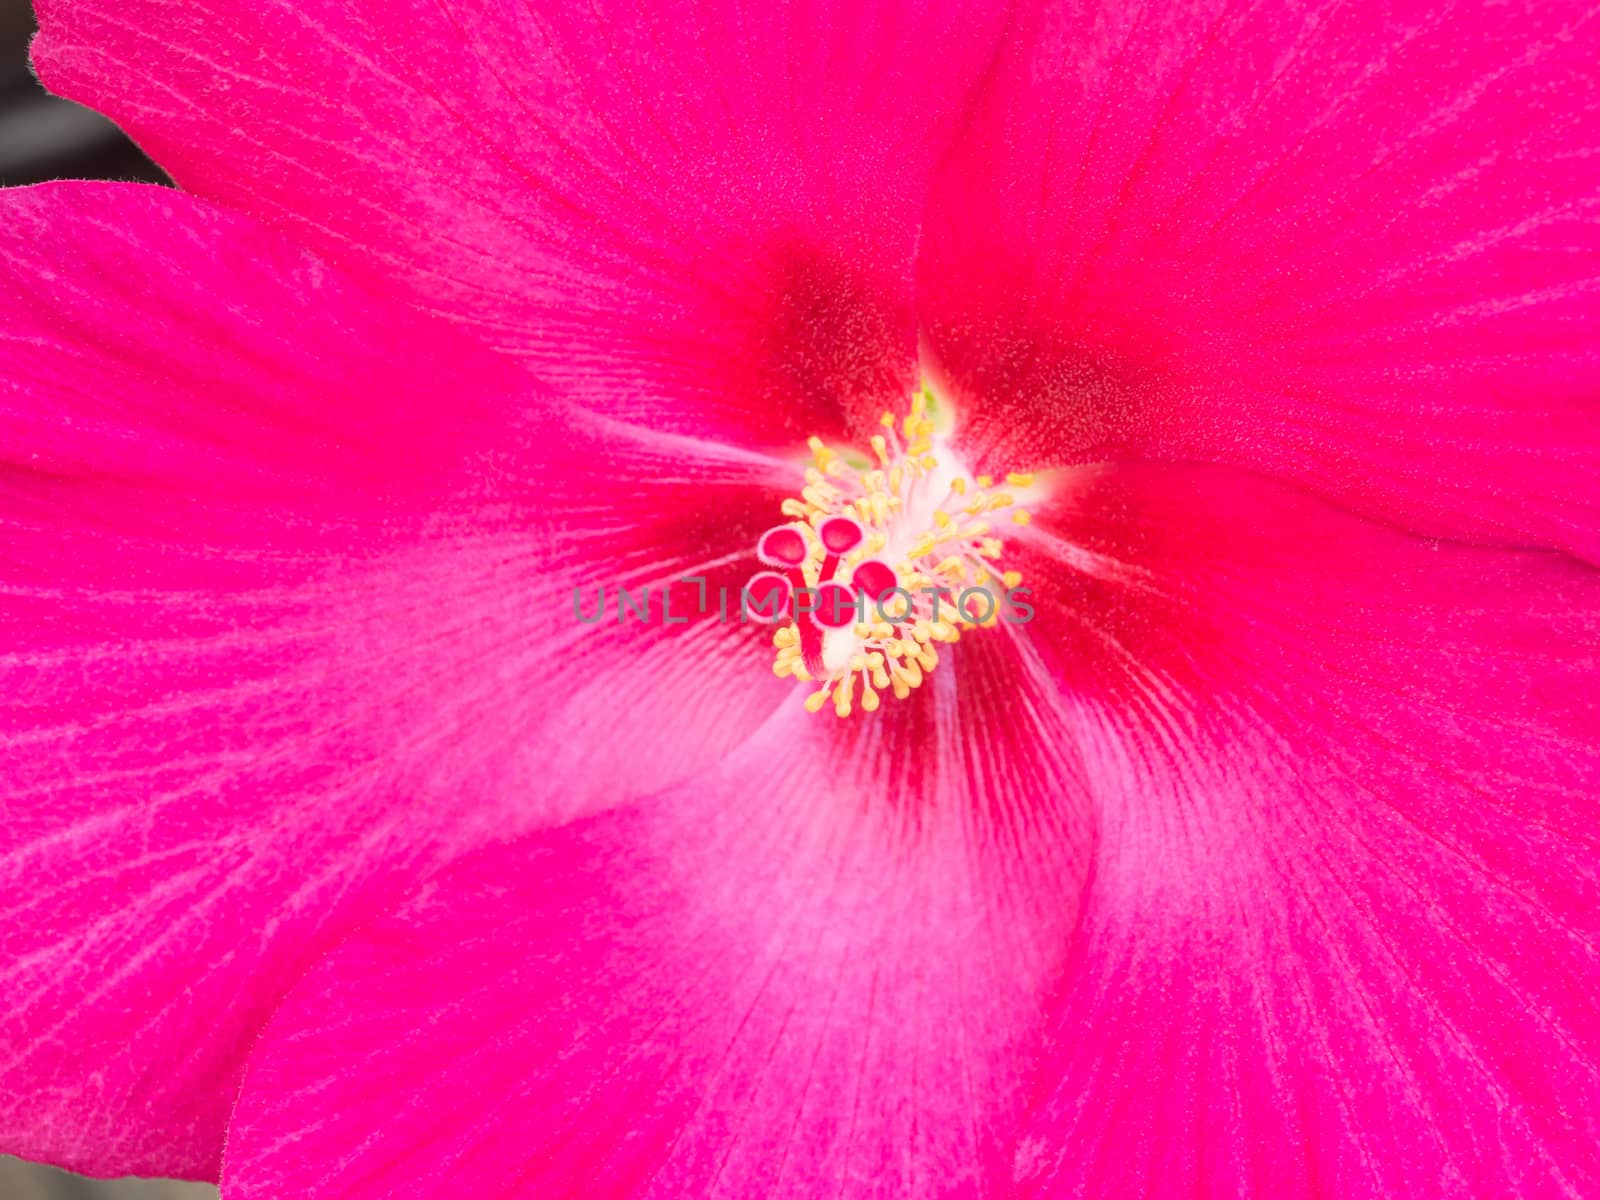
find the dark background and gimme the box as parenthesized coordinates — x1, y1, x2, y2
(1, 1, 210, 1195)
(0, 0, 164, 186)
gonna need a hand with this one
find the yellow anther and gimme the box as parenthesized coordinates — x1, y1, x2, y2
(1012, 511, 1032, 525)
(767, 383, 1031, 717)
(1006, 472, 1035, 487)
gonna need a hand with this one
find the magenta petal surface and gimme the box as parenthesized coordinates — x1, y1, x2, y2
(33, 0, 1014, 447)
(1008, 464, 1600, 1197)
(923, 0, 1600, 559)
(222, 642, 1097, 1200)
(0, 184, 790, 1178)
(221, 460, 1600, 1198)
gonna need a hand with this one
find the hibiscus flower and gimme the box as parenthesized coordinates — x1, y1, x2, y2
(4, 0, 1599, 1196)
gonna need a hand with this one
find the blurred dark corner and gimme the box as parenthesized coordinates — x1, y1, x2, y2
(1, 1, 201, 1196)
(0, 0, 167, 187)
(0, 1157, 215, 1199)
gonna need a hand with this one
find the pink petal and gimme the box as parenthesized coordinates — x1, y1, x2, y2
(921, 0, 1600, 560)
(0, 183, 792, 1178)
(221, 635, 1096, 1199)
(32, 0, 1013, 448)
(1008, 463, 1600, 1196)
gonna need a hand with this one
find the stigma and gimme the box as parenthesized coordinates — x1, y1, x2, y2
(744, 386, 1033, 717)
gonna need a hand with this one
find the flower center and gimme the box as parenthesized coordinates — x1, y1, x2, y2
(746, 386, 1033, 717)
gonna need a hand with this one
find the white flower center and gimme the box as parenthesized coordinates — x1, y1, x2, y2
(745, 385, 1036, 717)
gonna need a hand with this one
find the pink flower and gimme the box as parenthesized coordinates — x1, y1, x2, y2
(4, 0, 1598, 1195)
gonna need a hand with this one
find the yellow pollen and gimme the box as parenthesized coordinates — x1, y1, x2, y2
(759, 390, 1035, 717)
